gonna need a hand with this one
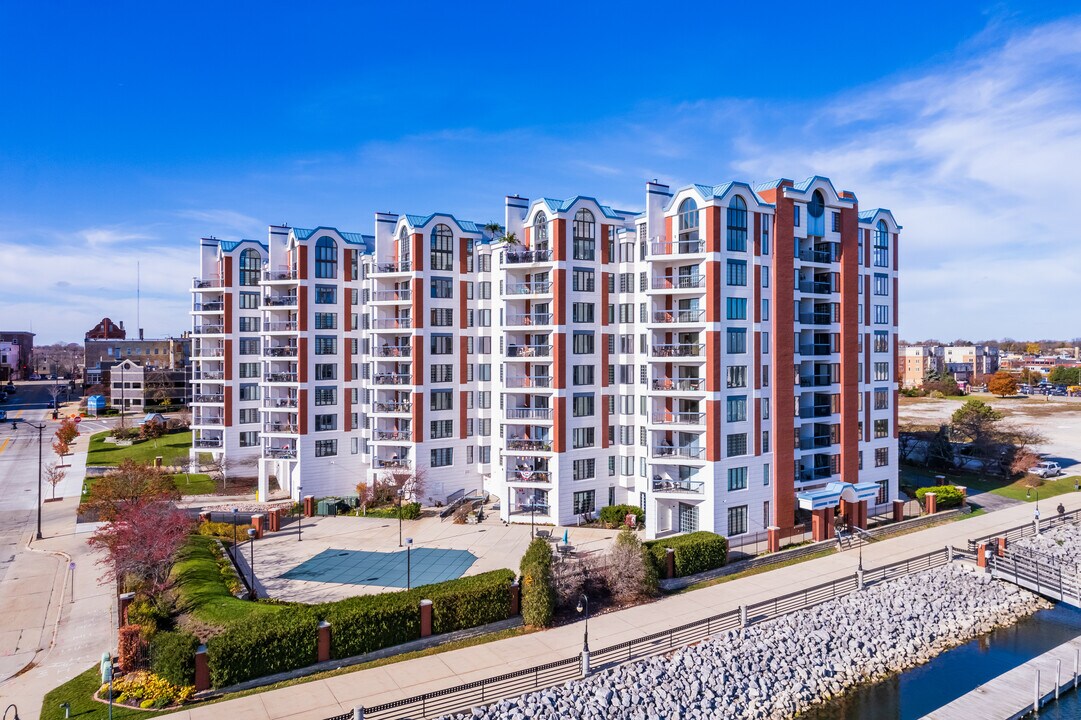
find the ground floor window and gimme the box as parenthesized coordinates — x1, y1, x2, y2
(727, 505, 748, 536)
(678, 502, 699, 533)
(573, 490, 595, 515)
(239, 431, 258, 447)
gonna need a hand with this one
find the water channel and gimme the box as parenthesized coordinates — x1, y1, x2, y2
(800, 603, 1081, 719)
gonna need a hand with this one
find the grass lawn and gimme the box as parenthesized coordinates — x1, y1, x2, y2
(173, 535, 288, 627)
(900, 464, 1079, 503)
(81, 472, 215, 501)
(87, 429, 193, 466)
(43, 666, 166, 720)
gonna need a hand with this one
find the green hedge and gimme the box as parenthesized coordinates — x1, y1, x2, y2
(520, 538, 555, 627)
(151, 631, 199, 686)
(322, 592, 420, 660)
(206, 608, 319, 688)
(198, 521, 254, 540)
(361, 502, 421, 520)
(423, 569, 515, 634)
(644, 531, 728, 578)
(915, 484, 965, 508)
(599, 504, 644, 528)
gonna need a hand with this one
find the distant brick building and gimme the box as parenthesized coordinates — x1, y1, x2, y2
(0, 331, 34, 380)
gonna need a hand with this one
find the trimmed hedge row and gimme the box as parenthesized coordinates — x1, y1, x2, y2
(151, 631, 199, 686)
(915, 484, 965, 508)
(520, 538, 555, 627)
(599, 504, 645, 528)
(644, 531, 728, 578)
(206, 569, 516, 686)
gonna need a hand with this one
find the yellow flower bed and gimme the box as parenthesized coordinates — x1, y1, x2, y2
(100, 671, 194, 709)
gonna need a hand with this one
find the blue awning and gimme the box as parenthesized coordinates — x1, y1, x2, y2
(797, 482, 881, 510)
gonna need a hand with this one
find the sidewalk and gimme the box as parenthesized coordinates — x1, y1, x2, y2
(159, 496, 1078, 720)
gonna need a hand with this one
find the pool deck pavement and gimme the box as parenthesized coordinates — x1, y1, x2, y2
(158, 495, 1081, 720)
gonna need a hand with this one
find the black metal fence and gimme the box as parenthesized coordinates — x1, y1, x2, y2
(326, 547, 950, 720)
(966, 508, 1081, 553)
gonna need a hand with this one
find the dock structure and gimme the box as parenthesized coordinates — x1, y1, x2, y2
(924, 637, 1081, 719)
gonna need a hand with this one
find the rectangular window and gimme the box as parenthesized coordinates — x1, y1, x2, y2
(726, 395, 747, 422)
(831, 211, 841, 233)
(793, 205, 801, 228)
(572, 332, 595, 354)
(726, 259, 747, 286)
(572, 427, 595, 449)
(431, 364, 453, 383)
(728, 505, 748, 536)
(314, 312, 337, 329)
(431, 308, 454, 326)
(239, 383, 258, 401)
(431, 419, 453, 439)
(239, 408, 258, 424)
(315, 439, 337, 457)
(875, 447, 889, 467)
(874, 362, 890, 381)
(431, 277, 453, 299)
(726, 328, 747, 354)
(239, 292, 259, 309)
(238, 317, 259, 332)
(314, 363, 336, 380)
(431, 447, 454, 467)
(238, 338, 259, 355)
(431, 389, 453, 411)
(874, 305, 889, 324)
(314, 414, 337, 431)
(874, 388, 889, 410)
(239, 431, 258, 447)
(727, 467, 748, 491)
(874, 419, 889, 439)
(315, 285, 336, 304)
(572, 488, 596, 512)
(573, 236, 595, 261)
(315, 336, 336, 354)
(873, 331, 889, 353)
(873, 273, 889, 296)
(762, 220, 770, 255)
(431, 334, 453, 354)
(572, 393, 595, 417)
(314, 387, 336, 406)
(479, 281, 491, 299)
(239, 362, 259, 378)
(572, 365, 595, 386)
(572, 303, 595, 323)
(726, 297, 747, 320)
(572, 268, 595, 292)
(727, 365, 747, 388)
(874, 228, 889, 268)
(727, 433, 748, 457)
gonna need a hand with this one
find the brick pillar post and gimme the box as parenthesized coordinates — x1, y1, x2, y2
(824, 506, 835, 540)
(198, 511, 211, 524)
(419, 599, 433, 638)
(154, 455, 163, 468)
(997, 536, 1007, 557)
(856, 501, 868, 530)
(956, 485, 968, 506)
(925, 492, 938, 515)
(317, 621, 331, 663)
(767, 525, 781, 553)
(665, 548, 675, 579)
(892, 499, 905, 523)
(194, 644, 210, 692)
(509, 581, 520, 616)
(118, 591, 135, 628)
(812, 509, 828, 542)
(252, 514, 265, 539)
(304, 495, 315, 517)
(976, 541, 988, 568)
(267, 509, 280, 532)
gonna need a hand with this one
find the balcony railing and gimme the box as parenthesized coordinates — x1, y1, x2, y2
(193, 325, 224, 335)
(505, 376, 552, 389)
(372, 260, 412, 274)
(799, 405, 834, 419)
(798, 280, 834, 294)
(798, 248, 835, 264)
(506, 344, 552, 358)
(505, 249, 553, 264)
(192, 301, 224, 312)
(507, 439, 553, 452)
(651, 411, 705, 425)
(263, 346, 298, 358)
(263, 423, 298, 434)
(194, 416, 224, 426)
(797, 467, 835, 482)
(193, 347, 225, 358)
(651, 344, 704, 358)
(798, 313, 833, 326)
(194, 438, 223, 449)
(507, 469, 551, 483)
(265, 372, 298, 383)
(374, 373, 412, 385)
(651, 377, 705, 391)
(505, 313, 552, 326)
(372, 317, 413, 329)
(651, 239, 705, 255)
(192, 371, 224, 380)
(193, 277, 224, 289)
(375, 430, 413, 441)
(374, 401, 412, 413)
(651, 478, 705, 494)
(372, 289, 412, 301)
(264, 397, 298, 409)
(651, 445, 705, 459)
(798, 345, 835, 357)
(376, 345, 412, 357)
(262, 294, 297, 307)
(799, 435, 833, 450)
(263, 321, 298, 332)
(651, 275, 705, 290)
(263, 269, 299, 281)
(265, 447, 297, 459)
(505, 281, 551, 295)
(506, 407, 553, 420)
(375, 458, 412, 469)
(798, 375, 834, 387)
(193, 394, 224, 403)
(651, 309, 705, 324)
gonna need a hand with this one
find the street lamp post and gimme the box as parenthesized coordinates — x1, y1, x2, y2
(297, 483, 303, 542)
(397, 489, 404, 547)
(29, 422, 46, 540)
(232, 508, 238, 557)
(247, 527, 257, 599)
(576, 594, 590, 676)
(1035, 490, 1042, 535)
(405, 537, 413, 590)
(3, 703, 21, 720)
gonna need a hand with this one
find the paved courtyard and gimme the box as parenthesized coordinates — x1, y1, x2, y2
(246, 507, 620, 602)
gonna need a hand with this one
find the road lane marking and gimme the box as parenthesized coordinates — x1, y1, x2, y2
(0, 439, 10, 455)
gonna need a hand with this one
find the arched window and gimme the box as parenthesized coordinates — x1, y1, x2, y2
(430, 224, 453, 270)
(808, 190, 825, 219)
(873, 220, 889, 268)
(573, 208, 595, 260)
(239, 248, 261, 286)
(315, 236, 337, 279)
(398, 227, 411, 265)
(726, 196, 747, 252)
(533, 212, 548, 251)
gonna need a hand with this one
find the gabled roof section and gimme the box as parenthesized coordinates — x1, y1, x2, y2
(665, 181, 774, 211)
(292, 227, 374, 253)
(535, 196, 628, 220)
(783, 176, 857, 205)
(403, 214, 486, 235)
(858, 208, 903, 230)
(752, 178, 791, 193)
(218, 239, 268, 253)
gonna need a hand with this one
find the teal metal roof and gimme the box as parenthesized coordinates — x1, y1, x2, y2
(292, 227, 374, 253)
(537, 196, 625, 220)
(403, 214, 487, 235)
(752, 178, 790, 192)
(666, 181, 774, 211)
(218, 239, 268, 253)
(858, 208, 902, 230)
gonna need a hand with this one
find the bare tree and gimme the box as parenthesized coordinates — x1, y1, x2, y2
(47, 384, 64, 413)
(44, 462, 65, 500)
(202, 455, 257, 494)
(378, 468, 428, 506)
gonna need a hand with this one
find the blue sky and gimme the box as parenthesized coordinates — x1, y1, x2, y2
(2, 2, 1080, 343)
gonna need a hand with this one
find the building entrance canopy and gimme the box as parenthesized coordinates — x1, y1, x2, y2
(797, 481, 880, 511)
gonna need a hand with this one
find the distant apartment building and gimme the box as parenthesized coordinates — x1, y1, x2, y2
(193, 175, 900, 543)
(84, 317, 191, 379)
(105, 358, 190, 411)
(0, 331, 34, 380)
(901, 344, 999, 387)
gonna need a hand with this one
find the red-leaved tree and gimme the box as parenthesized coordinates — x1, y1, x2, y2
(88, 499, 194, 603)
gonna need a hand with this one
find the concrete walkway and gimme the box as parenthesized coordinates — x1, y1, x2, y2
(156, 496, 1081, 720)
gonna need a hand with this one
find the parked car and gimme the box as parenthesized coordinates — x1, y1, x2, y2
(28, 373, 41, 380)
(1029, 461, 1063, 478)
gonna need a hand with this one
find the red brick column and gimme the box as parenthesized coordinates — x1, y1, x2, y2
(509, 581, 520, 616)
(767, 526, 781, 553)
(855, 501, 868, 530)
(812, 509, 836, 542)
(976, 541, 988, 568)
(267, 509, 280, 532)
(118, 591, 135, 628)
(924, 492, 938, 515)
(892, 499, 905, 523)
(997, 537, 1007, 557)
(304, 495, 315, 517)
(419, 599, 433, 638)
(665, 548, 675, 579)
(317, 621, 331, 663)
(194, 645, 210, 692)
(252, 514, 265, 539)
(956, 485, 968, 506)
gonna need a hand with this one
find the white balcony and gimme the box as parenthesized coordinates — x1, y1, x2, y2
(650, 309, 705, 325)
(651, 411, 705, 426)
(371, 289, 412, 303)
(505, 376, 552, 389)
(372, 317, 413, 330)
(650, 239, 705, 257)
(650, 344, 705, 358)
(372, 260, 412, 275)
(505, 281, 552, 296)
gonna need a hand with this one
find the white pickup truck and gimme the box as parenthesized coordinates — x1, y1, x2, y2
(1029, 461, 1063, 478)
